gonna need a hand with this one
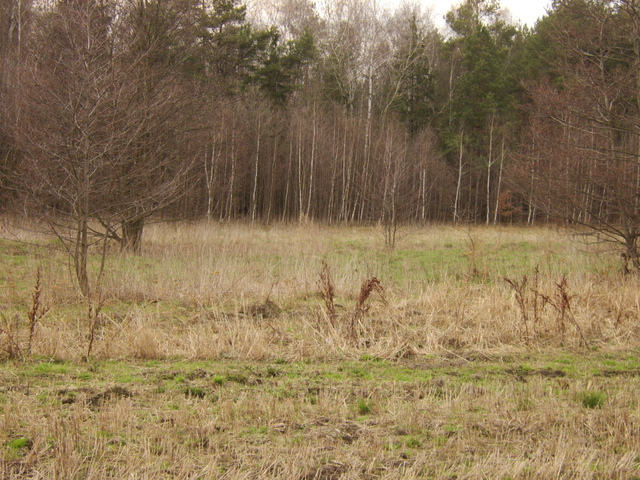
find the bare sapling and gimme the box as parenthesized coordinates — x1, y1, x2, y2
(84, 291, 105, 362)
(464, 231, 486, 280)
(553, 277, 588, 347)
(504, 275, 531, 342)
(530, 267, 546, 333)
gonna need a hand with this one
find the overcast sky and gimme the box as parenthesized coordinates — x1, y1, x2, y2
(391, 0, 552, 28)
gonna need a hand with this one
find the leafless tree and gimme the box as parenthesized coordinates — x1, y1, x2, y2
(513, 0, 640, 269)
(13, 0, 199, 295)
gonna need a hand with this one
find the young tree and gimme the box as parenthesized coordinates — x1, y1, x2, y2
(15, 0, 199, 294)
(382, 3, 436, 134)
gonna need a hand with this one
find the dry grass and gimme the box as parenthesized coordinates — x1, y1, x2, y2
(1, 221, 640, 478)
(0, 221, 637, 360)
(1, 353, 640, 479)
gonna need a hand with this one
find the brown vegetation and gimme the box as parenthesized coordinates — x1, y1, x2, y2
(0, 221, 636, 361)
(0, 222, 638, 478)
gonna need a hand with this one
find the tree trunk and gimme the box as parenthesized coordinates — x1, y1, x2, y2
(486, 115, 495, 225)
(282, 131, 294, 222)
(328, 121, 339, 223)
(493, 136, 505, 224)
(226, 121, 237, 220)
(305, 103, 316, 218)
(454, 132, 464, 223)
(122, 217, 144, 255)
(623, 233, 640, 274)
(75, 216, 90, 297)
(297, 119, 304, 219)
(340, 117, 351, 222)
(251, 119, 261, 223)
(76, 152, 91, 296)
(204, 142, 216, 221)
(266, 134, 278, 224)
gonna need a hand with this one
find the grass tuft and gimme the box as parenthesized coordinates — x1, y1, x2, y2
(357, 398, 372, 415)
(579, 391, 607, 409)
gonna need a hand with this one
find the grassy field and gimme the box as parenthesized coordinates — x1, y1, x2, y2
(1, 221, 640, 478)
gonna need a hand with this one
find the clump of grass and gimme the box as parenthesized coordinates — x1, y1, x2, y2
(5, 436, 32, 461)
(132, 327, 160, 360)
(226, 373, 248, 384)
(405, 436, 422, 448)
(184, 386, 206, 398)
(0, 313, 23, 360)
(357, 398, 372, 415)
(579, 391, 607, 409)
(7, 437, 31, 450)
(0, 267, 49, 360)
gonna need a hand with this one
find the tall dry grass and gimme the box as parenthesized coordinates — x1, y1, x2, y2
(0, 220, 638, 361)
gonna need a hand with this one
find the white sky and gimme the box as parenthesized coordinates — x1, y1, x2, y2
(391, 0, 552, 28)
(247, 0, 553, 33)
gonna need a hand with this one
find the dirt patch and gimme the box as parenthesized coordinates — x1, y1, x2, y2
(506, 367, 566, 379)
(243, 300, 282, 318)
(538, 368, 567, 378)
(302, 462, 347, 480)
(88, 386, 133, 407)
(600, 369, 640, 377)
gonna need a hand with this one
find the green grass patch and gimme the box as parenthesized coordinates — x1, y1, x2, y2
(579, 391, 607, 409)
(356, 398, 372, 415)
(7, 437, 31, 450)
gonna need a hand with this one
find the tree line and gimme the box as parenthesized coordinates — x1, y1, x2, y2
(2, 0, 640, 264)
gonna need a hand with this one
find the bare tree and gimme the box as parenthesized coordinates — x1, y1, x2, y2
(513, 0, 640, 269)
(14, 0, 199, 294)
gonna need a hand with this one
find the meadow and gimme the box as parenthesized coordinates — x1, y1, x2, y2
(1, 220, 640, 479)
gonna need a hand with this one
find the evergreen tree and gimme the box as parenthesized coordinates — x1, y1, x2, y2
(384, 8, 435, 134)
(445, 0, 520, 222)
(250, 28, 316, 103)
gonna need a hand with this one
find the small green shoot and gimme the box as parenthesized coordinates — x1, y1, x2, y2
(7, 437, 31, 450)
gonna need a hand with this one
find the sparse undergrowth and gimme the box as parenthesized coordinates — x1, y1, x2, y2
(0, 221, 639, 477)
